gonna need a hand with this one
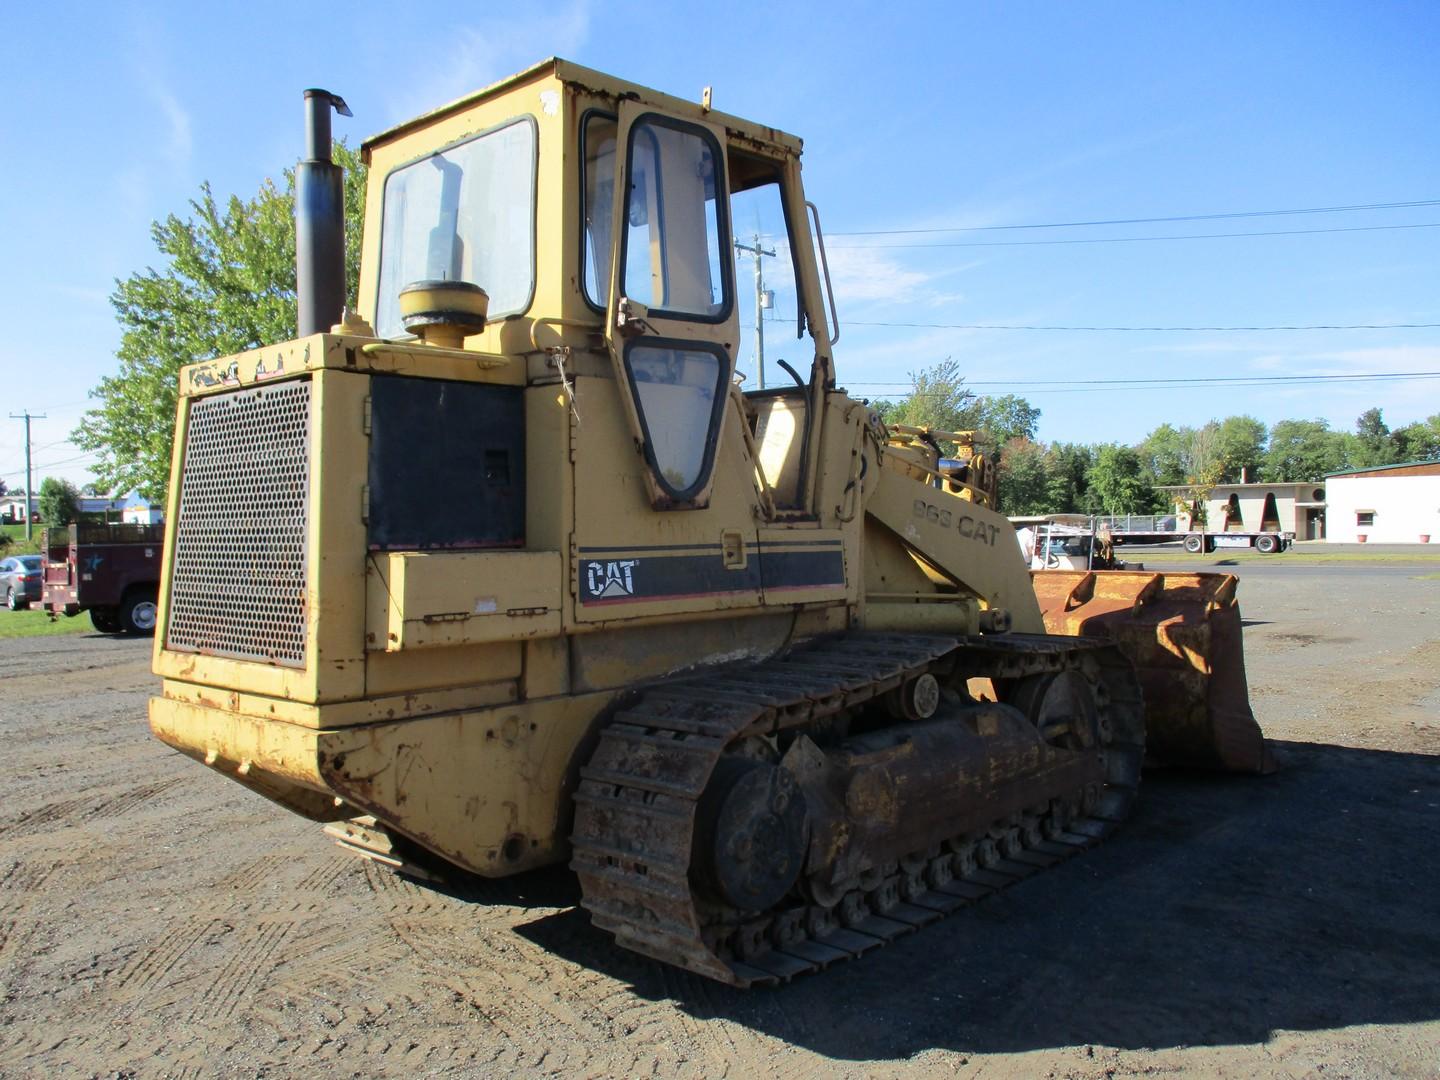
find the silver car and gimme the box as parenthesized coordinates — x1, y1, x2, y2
(1, 554, 43, 610)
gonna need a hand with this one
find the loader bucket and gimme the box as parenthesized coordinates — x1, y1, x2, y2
(1030, 570, 1276, 774)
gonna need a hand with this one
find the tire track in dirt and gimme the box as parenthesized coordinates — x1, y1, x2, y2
(363, 859, 725, 1078)
(295, 853, 358, 894)
(365, 858, 632, 1074)
(655, 962, 749, 1078)
(0, 796, 92, 840)
(0, 778, 183, 841)
(211, 852, 295, 894)
(263, 928, 412, 1002)
(0, 1030, 69, 1073)
(0, 859, 58, 993)
(186, 918, 295, 1023)
(110, 916, 219, 998)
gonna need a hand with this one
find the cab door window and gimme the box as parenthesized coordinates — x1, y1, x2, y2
(622, 341, 728, 499)
(590, 106, 738, 511)
(618, 117, 731, 320)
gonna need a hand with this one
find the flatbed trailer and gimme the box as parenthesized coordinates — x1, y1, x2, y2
(41, 522, 163, 634)
(1090, 515, 1293, 554)
(1177, 530, 1293, 554)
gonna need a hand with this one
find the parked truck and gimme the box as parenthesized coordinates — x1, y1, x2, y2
(42, 523, 163, 634)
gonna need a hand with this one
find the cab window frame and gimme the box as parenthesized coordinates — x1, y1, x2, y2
(373, 114, 540, 338)
(729, 148, 808, 343)
(616, 112, 735, 325)
(621, 337, 732, 503)
(580, 108, 617, 313)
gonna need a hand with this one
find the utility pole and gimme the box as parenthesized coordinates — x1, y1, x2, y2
(733, 233, 776, 388)
(9, 411, 45, 541)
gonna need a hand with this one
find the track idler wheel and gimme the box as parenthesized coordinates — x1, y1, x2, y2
(694, 758, 809, 913)
(1005, 669, 1103, 751)
(884, 672, 941, 721)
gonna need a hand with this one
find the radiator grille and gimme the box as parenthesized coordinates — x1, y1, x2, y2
(166, 380, 311, 666)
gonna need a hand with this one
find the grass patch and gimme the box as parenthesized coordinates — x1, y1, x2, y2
(0, 523, 44, 556)
(0, 609, 94, 639)
(1227, 552, 1440, 564)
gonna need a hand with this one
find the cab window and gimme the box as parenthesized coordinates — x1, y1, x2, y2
(729, 151, 806, 384)
(581, 113, 617, 310)
(616, 116, 731, 321)
(622, 342, 728, 499)
(375, 118, 537, 338)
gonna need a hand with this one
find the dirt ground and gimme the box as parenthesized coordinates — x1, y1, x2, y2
(1, 560, 1437, 1079)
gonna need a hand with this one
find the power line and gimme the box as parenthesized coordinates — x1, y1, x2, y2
(869, 377, 1440, 397)
(853, 370, 1440, 396)
(830, 221, 1440, 249)
(0, 449, 101, 483)
(847, 320, 1440, 332)
(31, 450, 101, 471)
(830, 198, 1440, 236)
(30, 436, 76, 453)
(853, 370, 1440, 387)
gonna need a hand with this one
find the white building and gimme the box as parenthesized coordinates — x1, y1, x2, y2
(118, 494, 164, 525)
(0, 495, 38, 523)
(0, 492, 163, 526)
(1324, 461, 1440, 544)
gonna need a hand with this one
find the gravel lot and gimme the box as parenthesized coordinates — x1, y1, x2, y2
(1, 560, 1437, 1078)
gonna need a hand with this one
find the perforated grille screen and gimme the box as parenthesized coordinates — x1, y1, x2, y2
(166, 380, 311, 667)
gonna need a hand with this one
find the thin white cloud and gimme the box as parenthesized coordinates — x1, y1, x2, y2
(119, 13, 192, 169)
(1247, 344, 1440, 375)
(824, 246, 937, 306)
(383, 1, 594, 123)
(146, 78, 192, 166)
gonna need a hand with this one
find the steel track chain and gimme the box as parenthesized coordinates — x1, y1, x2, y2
(570, 632, 1144, 987)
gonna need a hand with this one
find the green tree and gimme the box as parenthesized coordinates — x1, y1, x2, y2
(1085, 444, 1153, 514)
(997, 438, 1052, 514)
(875, 360, 1040, 457)
(1046, 442, 1095, 514)
(1215, 415, 1267, 482)
(879, 358, 975, 438)
(1137, 423, 1189, 487)
(38, 477, 81, 527)
(971, 394, 1041, 447)
(1186, 421, 1226, 488)
(74, 144, 367, 500)
(1263, 418, 1348, 481)
(1344, 406, 1397, 468)
(1393, 414, 1440, 461)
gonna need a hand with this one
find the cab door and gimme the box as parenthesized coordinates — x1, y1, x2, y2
(603, 101, 738, 511)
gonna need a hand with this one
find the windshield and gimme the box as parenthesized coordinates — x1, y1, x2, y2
(19, 556, 41, 570)
(375, 118, 537, 338)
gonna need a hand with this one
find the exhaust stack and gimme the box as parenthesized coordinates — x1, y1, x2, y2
(296, 88, 352, 337)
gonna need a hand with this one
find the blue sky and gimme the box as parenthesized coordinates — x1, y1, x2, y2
(2, 1, 1437, 491)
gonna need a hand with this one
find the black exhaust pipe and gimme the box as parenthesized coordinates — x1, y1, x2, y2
(296, 88, 352, 336)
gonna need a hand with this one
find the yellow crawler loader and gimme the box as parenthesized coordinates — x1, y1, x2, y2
(149, 60, 1271, 986)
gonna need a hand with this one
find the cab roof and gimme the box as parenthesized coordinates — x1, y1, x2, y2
(361, 57, 804, 162)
